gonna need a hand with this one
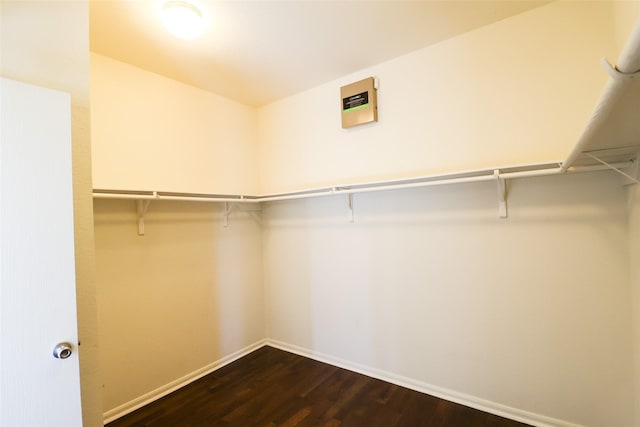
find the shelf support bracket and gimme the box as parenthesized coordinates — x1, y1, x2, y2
(347, 193, 354, 223)
(624, 158, 639, 186)
(223, 202, 232, 228)
(584, 153, 640, 185)
(494, 170, 508, 219)
(136, 199, 151, 236)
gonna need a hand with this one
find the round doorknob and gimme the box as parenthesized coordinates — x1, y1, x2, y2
(53, 342, 73, 360)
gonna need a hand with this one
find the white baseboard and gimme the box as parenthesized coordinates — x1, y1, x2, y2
(102, 339, 268, 425)
(103, 337, 584, 427)
(266, 339, 584, 427)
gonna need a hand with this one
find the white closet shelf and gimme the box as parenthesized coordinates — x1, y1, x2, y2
(561, 22, 640, 175)
(93, 190, 261, 203)
(93, 161, 631, 234)
(92, 160, 629, 212)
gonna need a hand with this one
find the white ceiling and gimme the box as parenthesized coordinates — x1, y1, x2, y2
(90, 0, 550, 107)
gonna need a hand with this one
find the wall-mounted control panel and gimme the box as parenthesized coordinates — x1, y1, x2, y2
(340, 77, 378, 129)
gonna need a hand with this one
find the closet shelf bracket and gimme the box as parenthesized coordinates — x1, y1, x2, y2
(625, 158, 640, 186)
(584, 153, 640, 185)
(495, 170, 508, 219)
(223, 202, 230, 227)
(223, 202, 233, 228)
(347, 193, 354, 223)
(136, 195, 154, 236)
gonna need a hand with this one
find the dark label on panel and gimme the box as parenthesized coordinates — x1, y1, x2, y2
(342, 91, 369, 112)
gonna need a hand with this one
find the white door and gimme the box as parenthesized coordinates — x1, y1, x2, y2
(0, 78, 82, 426)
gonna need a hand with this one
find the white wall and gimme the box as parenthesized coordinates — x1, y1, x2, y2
(91, 53, 259, 195)
(94, 199, 264, 415)
(262, 171, 634, 426)
(613, 3, 640, 53)
(629, 183, 640, 426)
(612, 6, 640, 426)
(91, 54, 266, 418)
(1, 2, 102, 426)
(257, 1, 617, 194)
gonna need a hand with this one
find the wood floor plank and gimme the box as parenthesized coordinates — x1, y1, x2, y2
(106, 346, 532, 427)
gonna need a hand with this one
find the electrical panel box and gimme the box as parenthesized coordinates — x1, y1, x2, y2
(340, 77, 378, 129)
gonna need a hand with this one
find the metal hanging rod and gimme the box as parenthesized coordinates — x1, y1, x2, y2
(92, 161, 633, 205)
(93, 161, 634, 234)
(93, 190, 260, 204)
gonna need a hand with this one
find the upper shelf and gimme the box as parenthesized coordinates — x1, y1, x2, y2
(93, 160, 627, 206)
(93, 160, 628, 235)
(561, 21, 640, 171)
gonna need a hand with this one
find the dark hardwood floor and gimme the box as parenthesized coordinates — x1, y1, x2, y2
(106, 346, 531, 427)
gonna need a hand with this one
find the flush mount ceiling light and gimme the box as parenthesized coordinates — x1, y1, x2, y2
(161, 1, 205, 40)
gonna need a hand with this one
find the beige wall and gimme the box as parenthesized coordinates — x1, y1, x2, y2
(630, 181, 640, 426)
(257, 1, 617, 194)
(91, 53, 259, 195)
(90, 55, 265, 417)
(263, 171, 634, 426)
(613, 3, 640, 53)
(0, 2, 102, 426)
(611, 7, 640, 425)
(94, 199, 264, 414)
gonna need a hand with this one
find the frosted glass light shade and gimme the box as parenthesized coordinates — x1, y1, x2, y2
(162, 1, 205, 40)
